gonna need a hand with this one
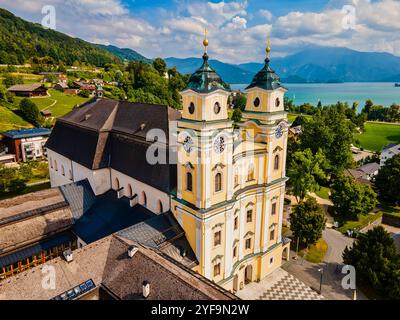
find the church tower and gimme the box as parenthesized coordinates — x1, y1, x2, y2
(171, 36, 290, 293)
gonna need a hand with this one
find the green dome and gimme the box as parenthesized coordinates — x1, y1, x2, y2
(246, 57, 286, 91)
(185, 53, 230, 94)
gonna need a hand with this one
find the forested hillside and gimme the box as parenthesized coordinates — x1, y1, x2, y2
(0, 8, 121, 66)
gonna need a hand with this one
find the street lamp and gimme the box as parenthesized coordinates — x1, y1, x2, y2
(318, 267, 324, 295)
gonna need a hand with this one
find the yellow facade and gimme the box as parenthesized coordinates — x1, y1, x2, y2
(171, 49, 290, 293)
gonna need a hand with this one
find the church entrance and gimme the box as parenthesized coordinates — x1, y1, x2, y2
(244, 265, 253, 284)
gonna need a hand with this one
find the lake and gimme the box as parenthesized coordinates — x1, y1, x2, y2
(231, 82, 400, 112)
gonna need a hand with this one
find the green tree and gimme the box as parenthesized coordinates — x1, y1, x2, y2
(291, 115, 308, 128)
(363, 99, 374, 114)
(3, 74, 23, 88)
(78, 90, 90, 98)
(343, 226, 400, 299)
(330, 175, 377, 219)
(300, 108, 354, 175)
(232, 93, 247, 111)
(19, 98, 41, 126)
(290, 197, 326, 245)
(287, 148, 327, 202)
(375, 154, 400, 205)
(153, 58, 167, 77)
(231, 108, 242, 123)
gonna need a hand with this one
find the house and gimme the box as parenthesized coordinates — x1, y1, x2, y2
(1, 127, 51, 162)
(345, 162, 380, 184)
(40, 109, 52, 118)
(53, 82, 69, 92)
(64, 88, 79, 95)
(381, 143, 400, 166)
(73, 81, 96, 92)
(7, 83, 48, 97)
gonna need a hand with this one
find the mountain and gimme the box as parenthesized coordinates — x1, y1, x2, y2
(166, 47, 400, 84)
(165, 57, 254, 84)
(97, 44, 152, 63)
(0, 8, 121, 66)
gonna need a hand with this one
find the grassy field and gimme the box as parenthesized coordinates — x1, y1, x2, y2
(337, 212, 383, 234)
(355, 122, 400, 152)
(0, 105, 32, 132)
(298, 239, 328, 263)
(14, 89, 90, 118)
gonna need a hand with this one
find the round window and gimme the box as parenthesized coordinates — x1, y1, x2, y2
(214, 102, 221, 114)
(188, 102, 195, 114)
(254, 97, 260, 107)
(275, 98, 280, 107)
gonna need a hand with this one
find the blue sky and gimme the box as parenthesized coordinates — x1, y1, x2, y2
(2, 0, 400, 63)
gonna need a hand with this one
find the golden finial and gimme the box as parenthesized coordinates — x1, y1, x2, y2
(203, 28, 209, 53)
(266, 36, 271, 59)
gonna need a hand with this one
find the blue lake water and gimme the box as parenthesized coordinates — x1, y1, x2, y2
(231, 82, 400, 111)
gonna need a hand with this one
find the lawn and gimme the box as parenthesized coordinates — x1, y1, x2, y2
(315, 186, 330, 200)
(337, 212, 383, 234)
(298, 239, 328, 263)
(0, 104, 32, 132)
(14, 89, 90, 118)
(355, 122, 400, 152)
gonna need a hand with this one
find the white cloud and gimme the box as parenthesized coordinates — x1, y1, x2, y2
(1, 0, 400, 63)
(259, 9, 273, 21)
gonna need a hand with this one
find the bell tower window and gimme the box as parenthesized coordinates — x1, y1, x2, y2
(275, 97, 280, 107)
(253, 97, 260, 107)
(215, 173, 222, 192)
(188, 102, 195, 114)
(214, 102, 221, 114)
(186, 172, 193, 192)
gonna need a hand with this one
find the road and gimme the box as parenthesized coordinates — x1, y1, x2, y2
(322, 228, 354, 263)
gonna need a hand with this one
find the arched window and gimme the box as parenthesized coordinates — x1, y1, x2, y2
(140, 191, 147, 206)
(114, 177, 120, 190)
(247, 164, 254, 181)
(186, 172, 193, 191)
(157, 200, 163, 214)
(215, 173, 222, 192)
(127, 184, 133, 198)
(274, 155, 280, 170)
(54, 160, 58, 171)
(61, 165, 65, 176)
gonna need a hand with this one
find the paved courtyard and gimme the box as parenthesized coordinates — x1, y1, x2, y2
(237, 268, 323, 300)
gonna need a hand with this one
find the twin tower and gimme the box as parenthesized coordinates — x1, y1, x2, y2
(170, 33, 290, 293)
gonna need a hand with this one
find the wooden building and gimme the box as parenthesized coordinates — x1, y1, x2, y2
(7, 83, 48, 97)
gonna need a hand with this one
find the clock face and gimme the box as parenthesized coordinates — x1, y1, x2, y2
(214, 136, 226, 154)
(275, 125, 284, 139)
(183, 136, 193, 153)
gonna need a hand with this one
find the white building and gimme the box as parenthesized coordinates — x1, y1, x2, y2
(380, 143, 400, 167)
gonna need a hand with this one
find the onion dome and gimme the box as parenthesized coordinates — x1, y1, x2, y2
(246, 42, 286, 91)
(185, 29, 230, 94)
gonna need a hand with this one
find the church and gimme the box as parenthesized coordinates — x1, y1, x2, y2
(45, 34, 290, 293)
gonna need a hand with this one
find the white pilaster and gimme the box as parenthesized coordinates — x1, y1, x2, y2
(239, 202, 245, 260)
(258, 155, 264, 184)
(204, 220, 212, 278)
(262, 194, 271, 251)
(278, 187, 285, 243)
(267, 135, 273, 183)
(196, 219, 202, 263)
(226, 143, 233, 200)
(205, 147, 211, 208)
(224, 209, 234, 276)
(282, 132, 288, 177)
(254, 194, 263, 253)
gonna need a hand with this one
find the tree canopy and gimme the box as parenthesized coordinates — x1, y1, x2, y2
(375, 154, 400, 205)
(343, 226, 400, 299)
(330, 175, 377, 219)
(290, 197, 326, 245)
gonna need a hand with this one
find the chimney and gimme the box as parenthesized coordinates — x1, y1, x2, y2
(142, 281, 150, 299)
(128, 245, 138, 258)
(63, 249, 73, 263)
